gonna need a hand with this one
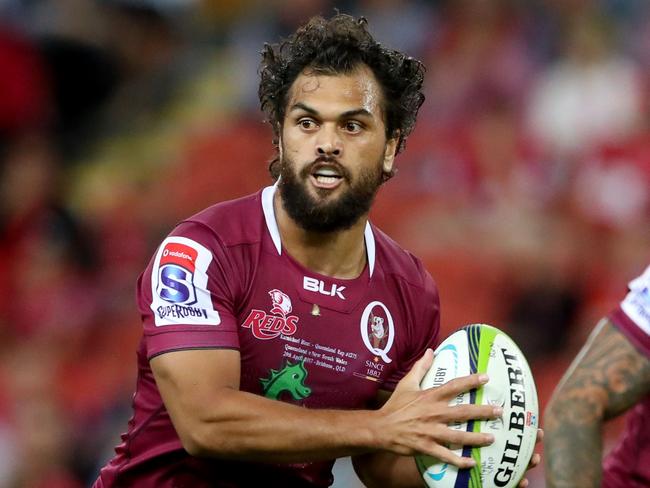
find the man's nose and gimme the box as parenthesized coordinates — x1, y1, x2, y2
(316, 126, 342, 157)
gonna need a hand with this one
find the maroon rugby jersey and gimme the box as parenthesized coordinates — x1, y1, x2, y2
(603, 265, 650, 488)
(94, 185, 440, 487)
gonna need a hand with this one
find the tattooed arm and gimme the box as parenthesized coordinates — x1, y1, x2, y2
(544, 318, 650, 488)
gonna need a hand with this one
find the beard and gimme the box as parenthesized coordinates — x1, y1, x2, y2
(278, 153, 385, 233)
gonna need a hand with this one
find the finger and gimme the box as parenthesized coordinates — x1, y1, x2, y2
(439, 428, 495, 448)
(536, 428, 544, 443)
(517, 478, 529, 488)
(424, 444, 477, 470)
(433, 373, 489, 399)
(441, 403, 503, 423)
(399, 348, 434, 391)
(528, 453, 541, 469)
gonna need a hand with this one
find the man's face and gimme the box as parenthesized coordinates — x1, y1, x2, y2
(278, 65, 398, 233)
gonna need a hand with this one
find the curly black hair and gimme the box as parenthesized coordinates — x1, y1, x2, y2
(259, 13, 425, 178)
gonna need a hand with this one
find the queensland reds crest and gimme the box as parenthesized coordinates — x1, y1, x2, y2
(360, 301, 395, 363)
(241, 289, 300, 340)
(269, 289, 292, 316)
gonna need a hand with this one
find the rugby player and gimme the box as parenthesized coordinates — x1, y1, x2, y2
(545, 264, 650, 487)
(95, 14, 539, 487)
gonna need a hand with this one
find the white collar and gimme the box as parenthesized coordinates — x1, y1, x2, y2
(261, 183, 376, 277)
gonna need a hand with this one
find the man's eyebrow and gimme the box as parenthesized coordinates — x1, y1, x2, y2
(289, 103, 373, 119)
(289, 103, 318, 115)
(340, 108, 373, 119)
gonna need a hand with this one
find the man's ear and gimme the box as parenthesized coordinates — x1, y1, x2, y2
(383, 130, 400, 174)
(277, 121, 285, 155)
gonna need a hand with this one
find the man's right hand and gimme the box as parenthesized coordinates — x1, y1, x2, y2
(374, 349, 501, 468)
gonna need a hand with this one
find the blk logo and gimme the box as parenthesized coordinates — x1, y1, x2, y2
(303, 276, 346, 300)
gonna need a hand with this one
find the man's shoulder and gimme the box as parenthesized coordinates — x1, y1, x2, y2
(372, 225, 434, 292)
(181, 190, 264, 248)
(619, 264, 650, 332)
(609, 264, 650, 358)
(629, 265, 650, 289)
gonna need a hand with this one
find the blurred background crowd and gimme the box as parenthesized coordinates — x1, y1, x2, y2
(0, 0, 648, 486)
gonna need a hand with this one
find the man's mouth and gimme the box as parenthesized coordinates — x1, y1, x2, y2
(309, 163, 345, 189)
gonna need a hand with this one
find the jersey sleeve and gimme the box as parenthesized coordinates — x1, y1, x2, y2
(609, 265, 650, 359)
(137, 221, 241, 359)
(381, 267, 441, 391)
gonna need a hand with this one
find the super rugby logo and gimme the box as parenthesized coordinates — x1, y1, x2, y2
(150, 236, 220, 327)
(241, 289, 299, 340)
(156, 242, 198, 305)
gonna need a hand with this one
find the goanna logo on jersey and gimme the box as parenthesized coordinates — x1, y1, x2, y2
(241, 289, 299, 340)
(260, 359, 311, 401)
(150, 236, 220, 326)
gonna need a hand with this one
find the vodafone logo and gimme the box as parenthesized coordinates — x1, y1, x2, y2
(160, 242, 197, 272)
(163, 248, 194, 262)
(241, 289, 300, 340)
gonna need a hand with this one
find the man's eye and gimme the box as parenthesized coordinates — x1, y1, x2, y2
(345, 121, 363, 133)
(299, 119, 316, 129)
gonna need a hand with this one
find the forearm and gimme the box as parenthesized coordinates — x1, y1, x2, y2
(544, 319, 650, 488)
(544, 398, 603, 488)
(353, 452, 422, 488)
(176, 387, 379, 462)
(155, 349, 498, 468)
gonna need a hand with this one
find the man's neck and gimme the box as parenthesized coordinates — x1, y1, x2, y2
(273, 191, 367, 279)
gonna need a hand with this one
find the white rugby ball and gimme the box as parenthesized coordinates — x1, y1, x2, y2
(415, 324, 538, 488)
